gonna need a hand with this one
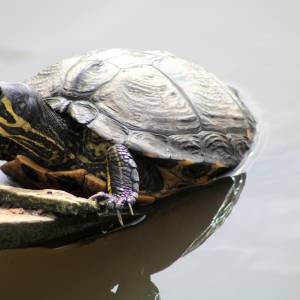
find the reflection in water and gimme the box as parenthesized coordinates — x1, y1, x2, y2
(0, 174, 246, 300)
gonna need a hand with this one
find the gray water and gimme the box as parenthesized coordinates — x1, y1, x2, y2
(0, 0, 299, 299)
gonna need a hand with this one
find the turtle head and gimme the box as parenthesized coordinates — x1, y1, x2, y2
(0, 82, 70, 164)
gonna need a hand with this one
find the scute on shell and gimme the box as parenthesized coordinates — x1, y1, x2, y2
(26, 49, 256, 167)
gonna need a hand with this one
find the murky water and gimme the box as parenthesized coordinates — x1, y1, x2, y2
(0, 1, 299, 299)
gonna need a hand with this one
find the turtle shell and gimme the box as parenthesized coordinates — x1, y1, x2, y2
(26, 49, 256, 168)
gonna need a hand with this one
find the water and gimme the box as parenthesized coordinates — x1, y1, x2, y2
(0, 0, 299, 299)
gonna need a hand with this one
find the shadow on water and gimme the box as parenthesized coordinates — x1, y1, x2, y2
(0, 174, 246, 300)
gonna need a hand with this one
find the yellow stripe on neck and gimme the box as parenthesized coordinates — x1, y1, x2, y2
(0, 96, 64, 151)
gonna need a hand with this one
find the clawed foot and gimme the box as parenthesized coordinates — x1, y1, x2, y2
(89, 192, 136, 226)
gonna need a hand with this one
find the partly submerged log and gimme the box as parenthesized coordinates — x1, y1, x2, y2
(0, 185, 144, 249)
(0, 185, 100, 216)
(0, 174, 246, 250)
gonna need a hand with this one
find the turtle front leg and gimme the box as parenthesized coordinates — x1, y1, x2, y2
(89, 144, 139, 221)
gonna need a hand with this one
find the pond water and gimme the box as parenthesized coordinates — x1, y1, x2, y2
(0, 1, 299, 299)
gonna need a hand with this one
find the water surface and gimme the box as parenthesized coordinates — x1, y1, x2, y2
(0, 1, 299, 299)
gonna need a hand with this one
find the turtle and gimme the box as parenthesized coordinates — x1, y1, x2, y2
(0, 49, 256, 216)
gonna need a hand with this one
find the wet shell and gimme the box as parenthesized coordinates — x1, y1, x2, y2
(27, 49, 256, 169)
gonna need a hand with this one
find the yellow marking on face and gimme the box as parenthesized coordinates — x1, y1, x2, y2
(0, 98, 25, 128)
(0, 96, 64, 151)
(0, 127, 40, 157)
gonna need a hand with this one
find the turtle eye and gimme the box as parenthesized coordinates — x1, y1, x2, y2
(17, 99, 26, 111)
(13, 97, 27, 115)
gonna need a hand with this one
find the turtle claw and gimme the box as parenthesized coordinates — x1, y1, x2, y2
(88, 192, 135, 224)
(128, 203, 134, 216)
(116, 209, 124, 226)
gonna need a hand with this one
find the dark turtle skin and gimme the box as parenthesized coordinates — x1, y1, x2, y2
(0, 49, 256, 213)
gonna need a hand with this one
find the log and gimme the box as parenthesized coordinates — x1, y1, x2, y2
(0, 185, 144, 249)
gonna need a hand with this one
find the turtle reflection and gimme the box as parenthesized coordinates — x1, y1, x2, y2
(0, 174, 246, 300)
